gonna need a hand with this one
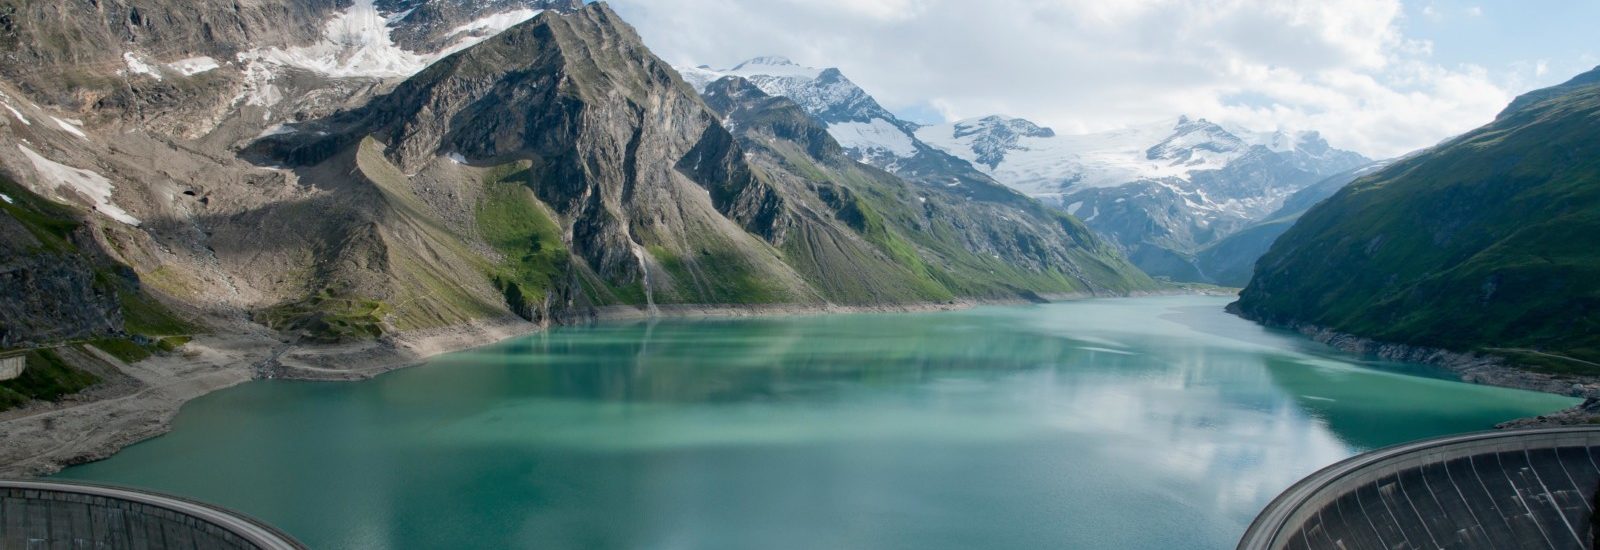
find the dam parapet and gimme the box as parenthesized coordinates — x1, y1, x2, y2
(1240, 427, 1600, 550)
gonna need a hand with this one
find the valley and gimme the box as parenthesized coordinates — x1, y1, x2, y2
(0, 2, 1597, 549)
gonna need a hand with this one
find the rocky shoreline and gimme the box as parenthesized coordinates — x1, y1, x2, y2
(1259, 320, 1600, 429)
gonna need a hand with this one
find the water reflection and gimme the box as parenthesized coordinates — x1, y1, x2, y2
(56, 297, 1577, 550)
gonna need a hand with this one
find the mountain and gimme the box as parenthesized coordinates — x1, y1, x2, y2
(694, 76, 1151, 302)
(1234, 66, 1600, 376)
(679, 58, 1010, 197)
(917, 115, 1369, 281)
(0, 2, 1151, 374)
(1193, 162, 1388, 287)
(680, 57, 916, 164)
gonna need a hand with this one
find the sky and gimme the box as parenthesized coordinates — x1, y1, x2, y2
(607, 0, 1599, 159)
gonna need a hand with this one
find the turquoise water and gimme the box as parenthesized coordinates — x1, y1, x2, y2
(55, 297, 1577, 549)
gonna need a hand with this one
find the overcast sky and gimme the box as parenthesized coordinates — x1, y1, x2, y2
(607, 0, 1599, 159)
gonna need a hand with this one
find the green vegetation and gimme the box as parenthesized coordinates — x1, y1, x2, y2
(0, 349, 100, 411)
(649, 244, 790, 304)
(476, 163, 572, 312)
(90, 338, 152, 364)
(111, 274, 196, 336)
(156, 336, 192, 352)
(259, 292, 391, 343)
(0, 174, 83, 253)
(1237, 71, 1600, 375)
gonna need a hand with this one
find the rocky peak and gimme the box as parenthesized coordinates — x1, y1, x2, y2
(948, 116, 1056, 169)
(1146, 116, 1246, 164)
(701, 76, 843, 161)
(260, 2, 780, 283)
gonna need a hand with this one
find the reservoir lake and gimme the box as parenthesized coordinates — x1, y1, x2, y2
(55, 296, 1578, 549)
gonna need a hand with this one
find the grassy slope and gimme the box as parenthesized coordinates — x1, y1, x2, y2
(1237, 82, 1600, 374)
(0, 349, 100, 410)
(261, 139, 509, 342)
(475, 162, 584, 310)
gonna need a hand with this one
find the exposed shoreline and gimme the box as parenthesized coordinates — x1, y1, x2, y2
(1226, 309, 1600, 428)
(0, 293, 1133, 478)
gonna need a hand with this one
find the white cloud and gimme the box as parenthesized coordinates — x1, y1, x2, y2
(611, 0, 1533, 158)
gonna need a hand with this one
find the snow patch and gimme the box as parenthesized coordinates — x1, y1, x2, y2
(232, 60, 285, 120)
(0, 193, 13, 204)
(2, 103, 27, 125)
(827, 119, 917, 158)
(726, 57, 823, 80)
(169, 56, 221, 76)
(676, 66, 728, 93)
(245, 0, 540, 79)
(17, 145, 140, 226)
(256, 124, 297, 138)
(122, 52, 164, 80)
(447, 9, 540, 38)
(447, 152, 468, 165)
(51, 117, 89, 140)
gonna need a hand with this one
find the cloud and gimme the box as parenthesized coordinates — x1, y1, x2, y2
(610, 0, 1521, 158)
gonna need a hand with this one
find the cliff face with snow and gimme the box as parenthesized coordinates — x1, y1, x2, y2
(681, 58, 1005, 193)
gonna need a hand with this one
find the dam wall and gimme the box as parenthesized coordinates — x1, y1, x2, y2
(1240, 427, 1600, 550)
(0, 354, 23, 381)
(0, 480, 304, 549)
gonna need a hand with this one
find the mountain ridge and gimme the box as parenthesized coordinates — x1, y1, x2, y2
(1235, 65, 1600, 377)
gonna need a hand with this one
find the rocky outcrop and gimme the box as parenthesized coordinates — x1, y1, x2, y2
(0, 176, 124, 348)
(0, 254, 123, 349)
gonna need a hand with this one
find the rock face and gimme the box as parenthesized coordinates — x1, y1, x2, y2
(0, 176, 125, 348)
(1235, 65, 1600, 376)
(0, 1, 1154, 355)
(953, 116, 1057, 170)
(918, 115, 1370, 282)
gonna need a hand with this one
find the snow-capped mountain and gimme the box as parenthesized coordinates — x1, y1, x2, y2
(917, 114, 1369, 282)
(685, 56, 1369, 283)
(917, 115, 1364, 200)
(683, 57, 926, 165)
